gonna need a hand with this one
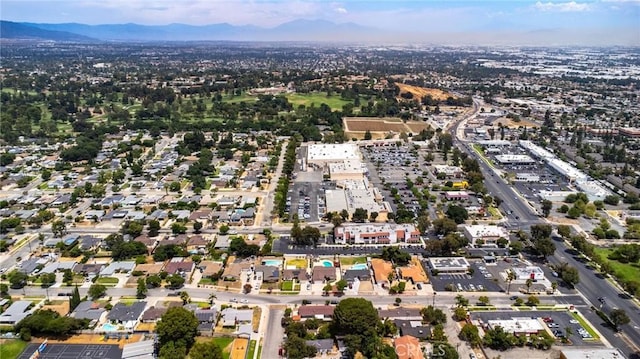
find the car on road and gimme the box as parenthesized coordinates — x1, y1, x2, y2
(231, 298, 237, 303)
(510, 296, 518, 300)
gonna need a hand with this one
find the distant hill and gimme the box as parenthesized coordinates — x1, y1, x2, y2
(14, 20, 378, 42)
(0, 21, 95, 41)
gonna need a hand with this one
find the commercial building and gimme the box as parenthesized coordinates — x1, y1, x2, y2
(487, 317, 545, 335)
(512, 266, 546, 281)
(514, 173, 541, 182)
(560, 348, 626, 359)
(328, 160, 367, 180)
(334, 223, 421, 245)
(463, 225, 509, 246)
(307, 143, 360, 166)
(325, 178, 390, 222)
(494, 155, 536, 165)
(427, 257, 470, 274)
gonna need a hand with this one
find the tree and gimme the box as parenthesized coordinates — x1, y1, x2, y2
(483, 326, 514, 350)
(567, 206, 581, 219)
(446, 205, 468, 224)
(420, 305, 447, 325)
(525, 278, 534, 294)
(380, 246, 411, 266)
(8, 270, 28, 289)
(459, 323, 481, 347)
(52, 220, 67, 237)
(455, 295, 469, 307)
(284, 335, 317, 359)
(193, 221, 203, 234)
(335, 279, 348, 292)
(159, 341, 186, 359)
(0, 283, 9, 296)
(70, 286, 81, 311)
(610, 308, 630, 329)
(148, 220, 161, 236)
(431, 324, 447, 341)
(557, 225, 571, 238)
(364, 130, 372, 140)
(432, 218, 458, 236)
(166, 274, 185, 289)
(526, 295, 540, 306)
(157, 307, 199, 349)
(15, 309, 87, 337)
(136, 278, 148, 299)
(188, 340, 224, 359)
(478, 295, 490, 306)
(171, 223, 187, 234)
(333, 298, 380, 336)
(219, 224, 230, 235)
(88, 284, 107, 299)
(180, 291, 191, 305)
(541, 200, 553, 218)
(531, 224, 553, 241)
(534, 237, 556, 258)
(40, 273, 56, 287)
(560, 265, 580, 287)
(506, 270, 516, 295)
(146, 275, 162, 288)
(352, 208, 368, 223)
(322, 283, 333, 295)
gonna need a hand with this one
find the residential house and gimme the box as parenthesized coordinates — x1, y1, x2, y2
(107, 301, 147, 330)
(222, 259, 253, 281)
(187, 235, 208, 254)
(371, 259, 393, 286)
(73, 263, 104, 277)
(78, 235, 102, 251)
(282, 269, 309, 282)
(298, 305, 334, 320)
(100, 261, 136, 276)
(199, 261, 224, 279)
(140, 306, 167, 323)
(134, 234, 158, 254)
(254, 265, 280, 283)
(220, 308, 253, 327)
(306, 339, 335, 356)
(311, 266, 337, 283)
(0, 301, 33, 325)
(72, 301, 106, 322)
(378, 308, 422, 321)
(394, 320, 431, 341)
(192, 308, 217, 333)
(164, 258, 195, 277)
(342, 269, 371, 283)
(134, 263, 164, 276)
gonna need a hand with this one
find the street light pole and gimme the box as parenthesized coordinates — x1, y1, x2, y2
(432, 292, 436, 307)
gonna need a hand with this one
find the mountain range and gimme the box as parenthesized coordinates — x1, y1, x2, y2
(1, 20, 379, 42)
(1, 20, 637, 45)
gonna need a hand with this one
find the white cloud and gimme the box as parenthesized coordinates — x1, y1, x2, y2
(335, 7, 348, 14)
(534, 1, 592, 12)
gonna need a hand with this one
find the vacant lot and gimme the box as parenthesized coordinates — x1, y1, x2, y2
(396, 83, 454, 101)
(344, 117, 431, 139)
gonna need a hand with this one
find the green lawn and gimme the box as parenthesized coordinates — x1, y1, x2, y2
(247, 340, 257, 359)
(593, 247, 640, 284)
(0, 340, 29, 359)
(280, 280, 300, 292)
(339, 257, 367, 266)
(96, 277, 119, 286)
(221, 93, 258, 103)
(569, 311, 599, 339)
(212, 337, 235, 359)
(285, 92, 352, 111)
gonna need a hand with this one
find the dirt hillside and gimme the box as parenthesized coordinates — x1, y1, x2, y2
(396, 83, 455, 101)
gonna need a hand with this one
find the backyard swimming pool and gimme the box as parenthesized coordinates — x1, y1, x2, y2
(322, 260, 333, 267)
(262, 259, 281, 266)
(351, 263, 368, 270)
(101, 323, 118, 332)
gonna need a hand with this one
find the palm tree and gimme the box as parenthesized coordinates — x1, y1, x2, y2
(551, 282, 558, 294)
(525, 278, 534, 294)
(208, 293, 217, 305)
(180, 291, 191, 305)
(506, 270, 516, 294)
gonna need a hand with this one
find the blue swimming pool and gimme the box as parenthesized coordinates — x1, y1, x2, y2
(322, 260, 333, 267)
(262, 259, 281, 266)
(351, 263, 368, 270)
(101, 323, 118, 332)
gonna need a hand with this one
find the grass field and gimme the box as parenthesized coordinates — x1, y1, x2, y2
(593, 247, 640, 284)
(280, 280, 300, 292)
(285, 93, 352, 111)
(0, 339, 28, 359)
(339, 257, 367, 266)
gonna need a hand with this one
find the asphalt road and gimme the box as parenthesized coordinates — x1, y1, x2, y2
(263, 308, 285, 359)
(550, 241, 640, 357)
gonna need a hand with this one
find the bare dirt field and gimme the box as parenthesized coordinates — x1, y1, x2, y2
(343, 117, 431, 139)
(396, 83, 455, 101)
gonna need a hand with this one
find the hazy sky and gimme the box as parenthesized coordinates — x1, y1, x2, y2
(2, 0, 638, 32)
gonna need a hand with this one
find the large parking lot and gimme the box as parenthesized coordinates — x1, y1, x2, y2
(426, 261, 502, 292)
(472, 310, 602, 346)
